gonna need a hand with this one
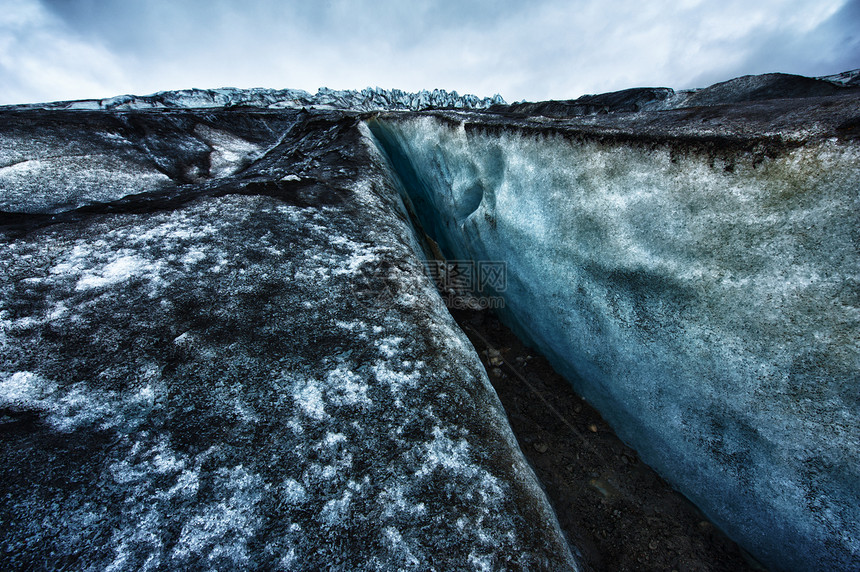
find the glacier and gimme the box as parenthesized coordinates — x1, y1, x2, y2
(0, 70, 858, 571)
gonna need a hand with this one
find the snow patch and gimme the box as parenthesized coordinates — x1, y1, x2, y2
(76, 255, 154, 290)
(292, 378, 329, 420)
(194, 124, 263, 178)
(171, 466, 266, 566)
(0, 370, 56, 406)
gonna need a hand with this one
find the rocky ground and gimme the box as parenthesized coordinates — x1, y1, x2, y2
(451, 307, 765, 572)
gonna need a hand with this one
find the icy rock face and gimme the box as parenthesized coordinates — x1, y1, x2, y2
(5, 86, 506, 113)
(0, 110, 577, 570)
(369, 93, 860, 571)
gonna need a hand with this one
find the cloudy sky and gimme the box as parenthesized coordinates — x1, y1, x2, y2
(1, 0, 858, 105)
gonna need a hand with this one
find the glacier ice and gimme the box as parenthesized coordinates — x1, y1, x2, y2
(368, 103, 860, 571)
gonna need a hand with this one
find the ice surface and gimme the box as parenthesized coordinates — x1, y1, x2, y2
(369, 113, 860, 570)
(0, 110, 577, 570)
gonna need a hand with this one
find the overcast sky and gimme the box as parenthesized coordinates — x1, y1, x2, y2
(1, 0, 858, 105)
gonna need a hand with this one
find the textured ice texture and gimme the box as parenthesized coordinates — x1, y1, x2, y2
(0, 110, 577, 570)
(4, 86, 506, 113)
(369, 95, 860, 571)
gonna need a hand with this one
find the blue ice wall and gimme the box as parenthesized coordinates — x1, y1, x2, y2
(368, 116, 860, 571)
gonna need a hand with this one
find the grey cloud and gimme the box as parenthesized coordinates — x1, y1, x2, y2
(6, 0, 860, 105)
(39, 0, 546, 54)
(688, 0, 860, 88)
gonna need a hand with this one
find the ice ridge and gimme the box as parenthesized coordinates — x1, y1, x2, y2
(4, 87, 506, 112)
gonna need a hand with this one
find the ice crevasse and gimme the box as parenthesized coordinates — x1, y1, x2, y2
(366, 114, 860, 571)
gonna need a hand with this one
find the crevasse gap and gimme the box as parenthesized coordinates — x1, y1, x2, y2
(366, 115, 860, 571)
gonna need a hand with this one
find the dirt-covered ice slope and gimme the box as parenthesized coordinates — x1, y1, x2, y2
(0, 109, 578, 571)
